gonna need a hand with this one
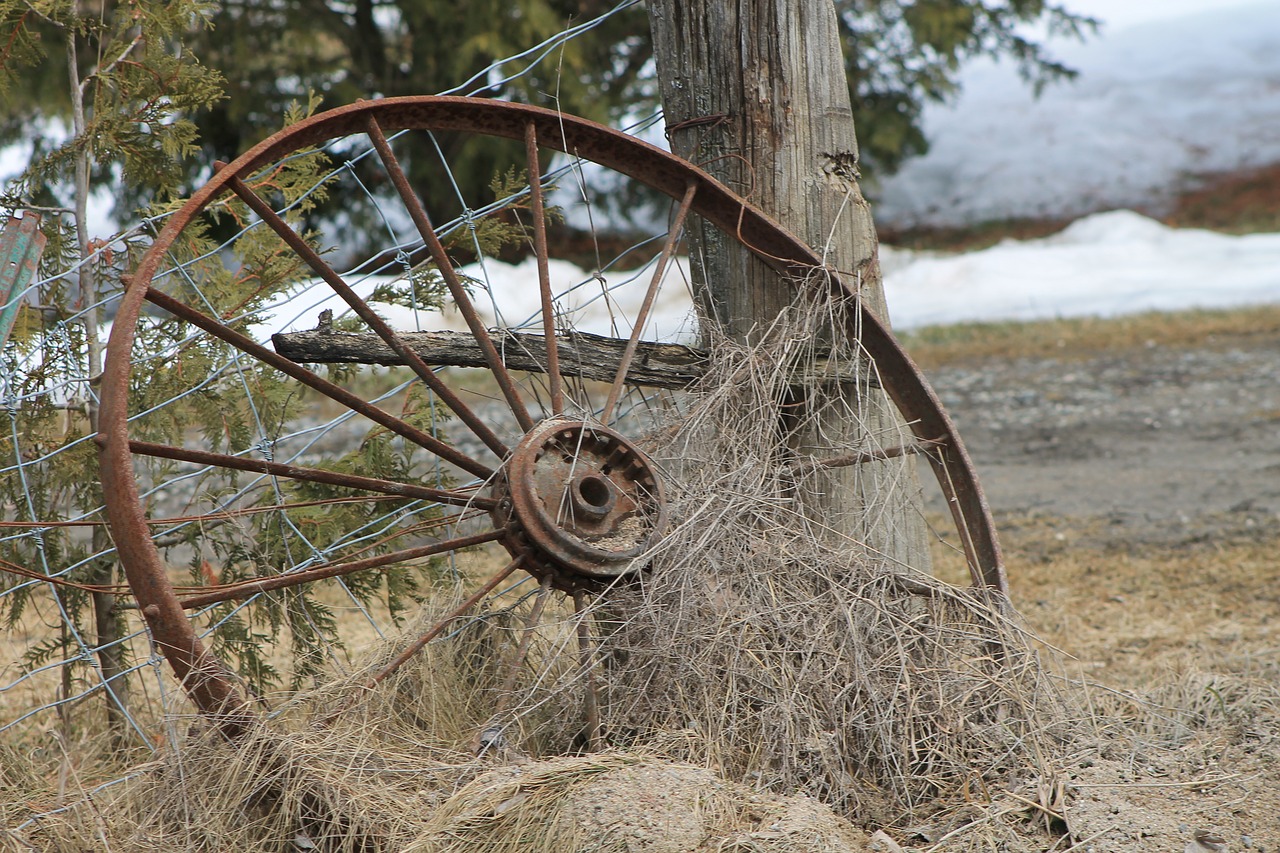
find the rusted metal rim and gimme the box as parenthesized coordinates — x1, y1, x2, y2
(99, 96, 1005, 729)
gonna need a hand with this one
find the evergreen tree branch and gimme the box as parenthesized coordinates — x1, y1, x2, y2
(80, 28, 143, 96)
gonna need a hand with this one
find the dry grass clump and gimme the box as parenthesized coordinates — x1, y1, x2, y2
(13, 720, 452, 851)
(405, 752, 869, 852)
(15, 739, 872, 852)
(7, 597, 562, 852)
(580, 299, 1077, 824)
(304, 600, 577, 754)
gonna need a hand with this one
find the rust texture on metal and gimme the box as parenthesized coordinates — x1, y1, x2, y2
(601, 180, 698, 424)
(524, 121, 565, 416)
(143, 285, 493, 480)
(100, 95, 1004, 728)
(493, 418, 667, 585)
(366, 555, 525, 688)
(364, 116, 535, 436)
(175, 529, 506, 610)
(128, 439, 493, 510)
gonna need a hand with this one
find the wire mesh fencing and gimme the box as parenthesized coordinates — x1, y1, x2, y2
(1, 0, 665, 821)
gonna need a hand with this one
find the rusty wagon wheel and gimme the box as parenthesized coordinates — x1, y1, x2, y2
(99, 96, 1004, 738)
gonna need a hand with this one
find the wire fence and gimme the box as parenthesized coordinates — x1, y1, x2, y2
(1, 0, 667, 820)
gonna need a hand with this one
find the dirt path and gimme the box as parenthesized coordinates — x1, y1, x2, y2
(927, 336, 1280, 543)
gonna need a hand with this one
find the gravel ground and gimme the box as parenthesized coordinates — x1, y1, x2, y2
(925, 337, 1280, 543)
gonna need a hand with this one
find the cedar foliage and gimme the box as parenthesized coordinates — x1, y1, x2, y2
(0, 3, 440, 739)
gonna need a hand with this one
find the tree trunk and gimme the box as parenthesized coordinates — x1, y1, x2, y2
(67, 30, 131, 745)
(647, 0, 931, 570)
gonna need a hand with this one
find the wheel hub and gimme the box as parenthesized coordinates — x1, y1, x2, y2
(492, 418, 667, 586)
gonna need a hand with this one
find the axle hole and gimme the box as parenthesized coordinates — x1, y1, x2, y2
(577, 475, 612, 508)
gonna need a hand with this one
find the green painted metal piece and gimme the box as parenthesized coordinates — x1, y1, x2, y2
(0, 213, 46, 349)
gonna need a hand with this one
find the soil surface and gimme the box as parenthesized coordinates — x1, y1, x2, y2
(919, 334, 1280, 852)
(925, 336, 1280, 544)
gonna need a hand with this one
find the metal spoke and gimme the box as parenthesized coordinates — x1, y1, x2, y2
(156, 508, 471, 587)
(524, 121, 565, 415)
(365, 555, 525, 689)
(574, 590, 602, 752)
(176, 528, 505, 609)
(142, 285, 494, 481)
(478, 573, 555, 749)
(217, 165, 512, 459)
(127, 440, 494, 510)
(600, 180, 697, 424)
(365, 117, 536, 432)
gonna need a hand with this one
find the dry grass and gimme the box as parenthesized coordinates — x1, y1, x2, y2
(878, 217, 1073, 254)
(967, 512, 1280, 686)
(1165, 161, 1280, 234)
(995, 515, 1280, 730)
(931, 513, 1280, 727)
(403, 752, 870, 852)
(899, 303, 1280, 369)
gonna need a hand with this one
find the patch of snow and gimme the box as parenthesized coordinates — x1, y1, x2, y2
(256, 210, 1280, 340)
(255, 255, 699, 344)
(883, 210, 1280, 329)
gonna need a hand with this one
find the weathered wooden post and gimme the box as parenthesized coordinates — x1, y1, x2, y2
(647, 0, 931, 569)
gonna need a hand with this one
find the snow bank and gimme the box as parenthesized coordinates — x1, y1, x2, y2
(883, 210, 1280, 328)
(259, 210, 1280, 339)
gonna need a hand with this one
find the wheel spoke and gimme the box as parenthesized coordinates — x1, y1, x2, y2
(365, 117, 536, 432)
(524, 121, 565, 415)
(573, 590, 602, 752)
(143, 286, 494, 480)
(176, 528, 505, 609)
(365, 554, 525, 689)
(576, 589, 604, 747)
(600, 181, 697, 425)
(218, 166, 513, 459)
(127, 439, 493, 510)
(479, 572, 555, 746)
